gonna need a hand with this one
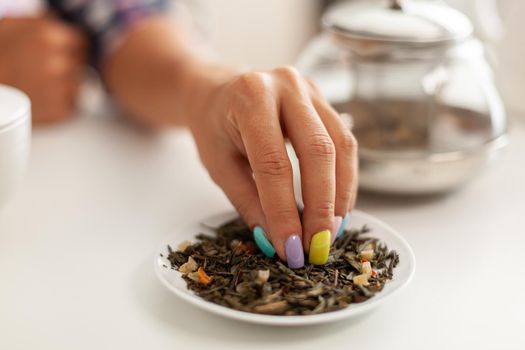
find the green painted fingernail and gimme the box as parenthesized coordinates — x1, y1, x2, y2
(253, 226, 276, 258)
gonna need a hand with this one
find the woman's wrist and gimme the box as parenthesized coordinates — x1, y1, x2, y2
(178, 61, 240, 128)
(101, 16, 239, 128)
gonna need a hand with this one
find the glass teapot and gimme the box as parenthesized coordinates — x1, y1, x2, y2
(297, 0, 508, 194)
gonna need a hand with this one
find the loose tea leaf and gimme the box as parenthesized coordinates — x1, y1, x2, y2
(335, 99, 493, 152)
(165, 217, 399, 316)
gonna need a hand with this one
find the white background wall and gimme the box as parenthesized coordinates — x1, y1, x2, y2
(189, 0, 524, 114)
(195, 0, 321, 70)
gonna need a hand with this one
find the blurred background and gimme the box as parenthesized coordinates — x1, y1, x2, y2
(184, 0, 524, 116)
(1, 0, 520, 196)
(1, 0, 522, 115)
(182, 0, 520, 195)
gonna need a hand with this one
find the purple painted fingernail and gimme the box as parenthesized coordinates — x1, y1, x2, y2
(285, 235, 304, 269)
(331, 216, 343, 244)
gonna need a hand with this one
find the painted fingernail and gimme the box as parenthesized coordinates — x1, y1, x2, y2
(331, 216, 343, 244)
(253, 226, 276, 258)
(336, 213, 350, 239)
(309, 230, 331, 265)
(285, 235, 304, 269)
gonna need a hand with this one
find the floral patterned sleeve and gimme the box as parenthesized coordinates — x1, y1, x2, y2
(46, 0, 170, 64)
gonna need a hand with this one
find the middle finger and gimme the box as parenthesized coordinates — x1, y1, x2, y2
(276, 68, 336, 265)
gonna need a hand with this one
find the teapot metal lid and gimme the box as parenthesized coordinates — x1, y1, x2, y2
(324, 0, 473, 51)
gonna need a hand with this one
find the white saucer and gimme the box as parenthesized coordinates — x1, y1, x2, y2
(154, 210, 416, 326)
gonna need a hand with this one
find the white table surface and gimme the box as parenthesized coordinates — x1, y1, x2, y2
(1, 98, 524, 350)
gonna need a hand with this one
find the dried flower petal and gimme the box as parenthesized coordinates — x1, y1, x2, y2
(360, 249, 375, 260)
(256, 270, 270, 285)
(178, 256, 198, 274)
(353, 273, 370, 286)
(361, 261, 372, 276)
(177, 240, 192, 252)
(187, 271, 200, 282)
(238, 242, 257, 254)
(197, 267, 213, 285)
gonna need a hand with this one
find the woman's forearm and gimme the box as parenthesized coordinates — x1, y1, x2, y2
(102, 15, 358, 267)
(101, 16, 236, 128)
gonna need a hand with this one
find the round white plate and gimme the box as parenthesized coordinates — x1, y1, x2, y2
(154, 210, 416, 326)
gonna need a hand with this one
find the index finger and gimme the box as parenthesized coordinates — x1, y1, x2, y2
(232, 73, 304, 268)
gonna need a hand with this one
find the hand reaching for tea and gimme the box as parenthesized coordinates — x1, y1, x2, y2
(187, 68, 358, 267)
(103, 18, 358, 268)
(0, 16, 87, 123)
(0, 3, 358, 268)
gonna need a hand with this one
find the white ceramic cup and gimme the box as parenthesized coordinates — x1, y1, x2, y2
(0, 85, 31, 210)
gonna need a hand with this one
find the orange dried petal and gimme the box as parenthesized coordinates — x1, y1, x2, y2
(238, 242, 257, 254)
(197, 267, 213, 285)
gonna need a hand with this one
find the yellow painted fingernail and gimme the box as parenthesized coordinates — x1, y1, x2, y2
(308, 230, 331, 265)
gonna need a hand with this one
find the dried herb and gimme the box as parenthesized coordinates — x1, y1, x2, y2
(334, 99, 492, 152)
(165, 217, 399, 316)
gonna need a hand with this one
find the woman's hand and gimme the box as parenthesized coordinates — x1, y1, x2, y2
(189, 67, 358, 268)
(101, 18, 358, 267)
(0, 16, 87, 123)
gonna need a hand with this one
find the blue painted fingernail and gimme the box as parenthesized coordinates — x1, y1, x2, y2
(285, 235, 304, 269)
(336, 213, 350, 238)
(331, 216, 343, 244)
(253, 226, 276, 258)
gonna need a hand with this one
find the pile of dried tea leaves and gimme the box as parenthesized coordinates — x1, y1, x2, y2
(165, 217, 399, 316)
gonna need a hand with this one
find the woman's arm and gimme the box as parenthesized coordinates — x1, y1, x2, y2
(101, 17, 233, 127)
(101, 16, 358, 268)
